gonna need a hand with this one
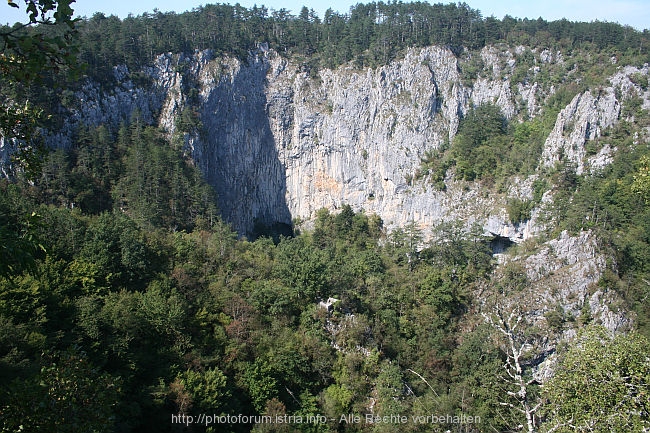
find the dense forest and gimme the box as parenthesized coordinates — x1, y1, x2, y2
(1, 119, 649, 432)
(1, 1, 650, 432)
(5, 1, 647, 82)
(6, 120, 650, 432)
(71, 2, 648, 77)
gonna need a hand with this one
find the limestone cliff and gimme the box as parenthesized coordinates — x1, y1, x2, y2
(35, 45, 649, 241)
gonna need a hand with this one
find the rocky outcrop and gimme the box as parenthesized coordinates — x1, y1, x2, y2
(541, 89, 620, 174)
(57, 65, 167, 149)
(484, 229, 631, 382)
(516, 230, 620, 325)
(540, 64, 650, 175)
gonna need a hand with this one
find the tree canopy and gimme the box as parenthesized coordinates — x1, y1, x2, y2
(59, 2, 650, 80)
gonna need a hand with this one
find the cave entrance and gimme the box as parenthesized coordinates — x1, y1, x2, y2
(489, 234, 515, 254)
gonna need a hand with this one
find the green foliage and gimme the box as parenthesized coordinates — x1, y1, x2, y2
(323, 383, 353, 415)
(2, 0, 79, 81)
(67, 1, 650, 83)
(0, 183, 44, 278)
(175, 106, 203, 135)
(417, 103, 550, 188)
(0, 348, 120, 433)
(274, 237, 329, 303)
(450, 324, 512, 431)
(77, 212, 153, 289)
(113, 123, 219, 230)
(543, 326, 650, 432)
(507, 197, 534, 224)
(544, 306, 566, 333)
(452, 103, 507, 181)
(373, 361, 407, 421)
(1, 0, 80, 177)
(177, 367, 230, 414)
(3, 146, 650, 433)
(632, 155, 650, 203)
(415, 145, 452, 190)
(545, 137, 650, 336)
(510, 48, 535, 86)
(460, 53, 486, 85)
(509, 119, 548, 175)
(32, 122, 219, 230)
(630, 72, 649, 91)
(423, 221, 493, 277)
(244, 359, 279, 413)
(453, 103, 553, 182)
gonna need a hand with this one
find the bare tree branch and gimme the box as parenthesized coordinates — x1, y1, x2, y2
(484, 304, 542, 433)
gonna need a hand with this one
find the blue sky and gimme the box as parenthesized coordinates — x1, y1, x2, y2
(2, 0, 649, 30)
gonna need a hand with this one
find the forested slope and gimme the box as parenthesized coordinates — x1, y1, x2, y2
(1, 2, 650, 433)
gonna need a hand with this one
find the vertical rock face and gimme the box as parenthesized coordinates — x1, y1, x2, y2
(32, 46, 649, 239)
(175, 46, 521, 238)
(153, 47, 476, 237)
(191, 54, 291, 235)
(267, 47, 462, 233)
(540, 64, 650, 175)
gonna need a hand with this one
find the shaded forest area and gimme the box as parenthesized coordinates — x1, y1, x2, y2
(0, 121, 514, 431)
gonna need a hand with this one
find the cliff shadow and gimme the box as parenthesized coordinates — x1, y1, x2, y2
(198, 55, 292, 238)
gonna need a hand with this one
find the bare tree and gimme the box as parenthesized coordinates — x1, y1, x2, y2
(483, 305, 542, 433)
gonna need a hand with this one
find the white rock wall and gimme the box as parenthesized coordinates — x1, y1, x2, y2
(34, 46, 649, 239)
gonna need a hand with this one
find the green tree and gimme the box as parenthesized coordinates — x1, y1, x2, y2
(0, 184, 44, 278)
(2, 0, 78, 81)
(451, 324, 512, 431)
(632, 155, 650, 203)
(452, 104, 508, 181)
(177, 367, 230, 414)
(543, 326, 650, 432)
(77, 212, 152, 289)
(113, 124, 218, 231)
(374, 361, 407, 414)
(244, 359, 279, 413)
(0, 348, 120, 433)
(274, 237, 329, 302)
(507, 198, 534, 225)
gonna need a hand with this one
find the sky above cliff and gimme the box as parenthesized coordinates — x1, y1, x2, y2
(1, 0, 649, 30)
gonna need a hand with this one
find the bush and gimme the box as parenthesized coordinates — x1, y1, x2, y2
(507, 198, 534, 225)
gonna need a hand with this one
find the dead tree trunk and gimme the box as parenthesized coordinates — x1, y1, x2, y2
(483, 305, 541, 433)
